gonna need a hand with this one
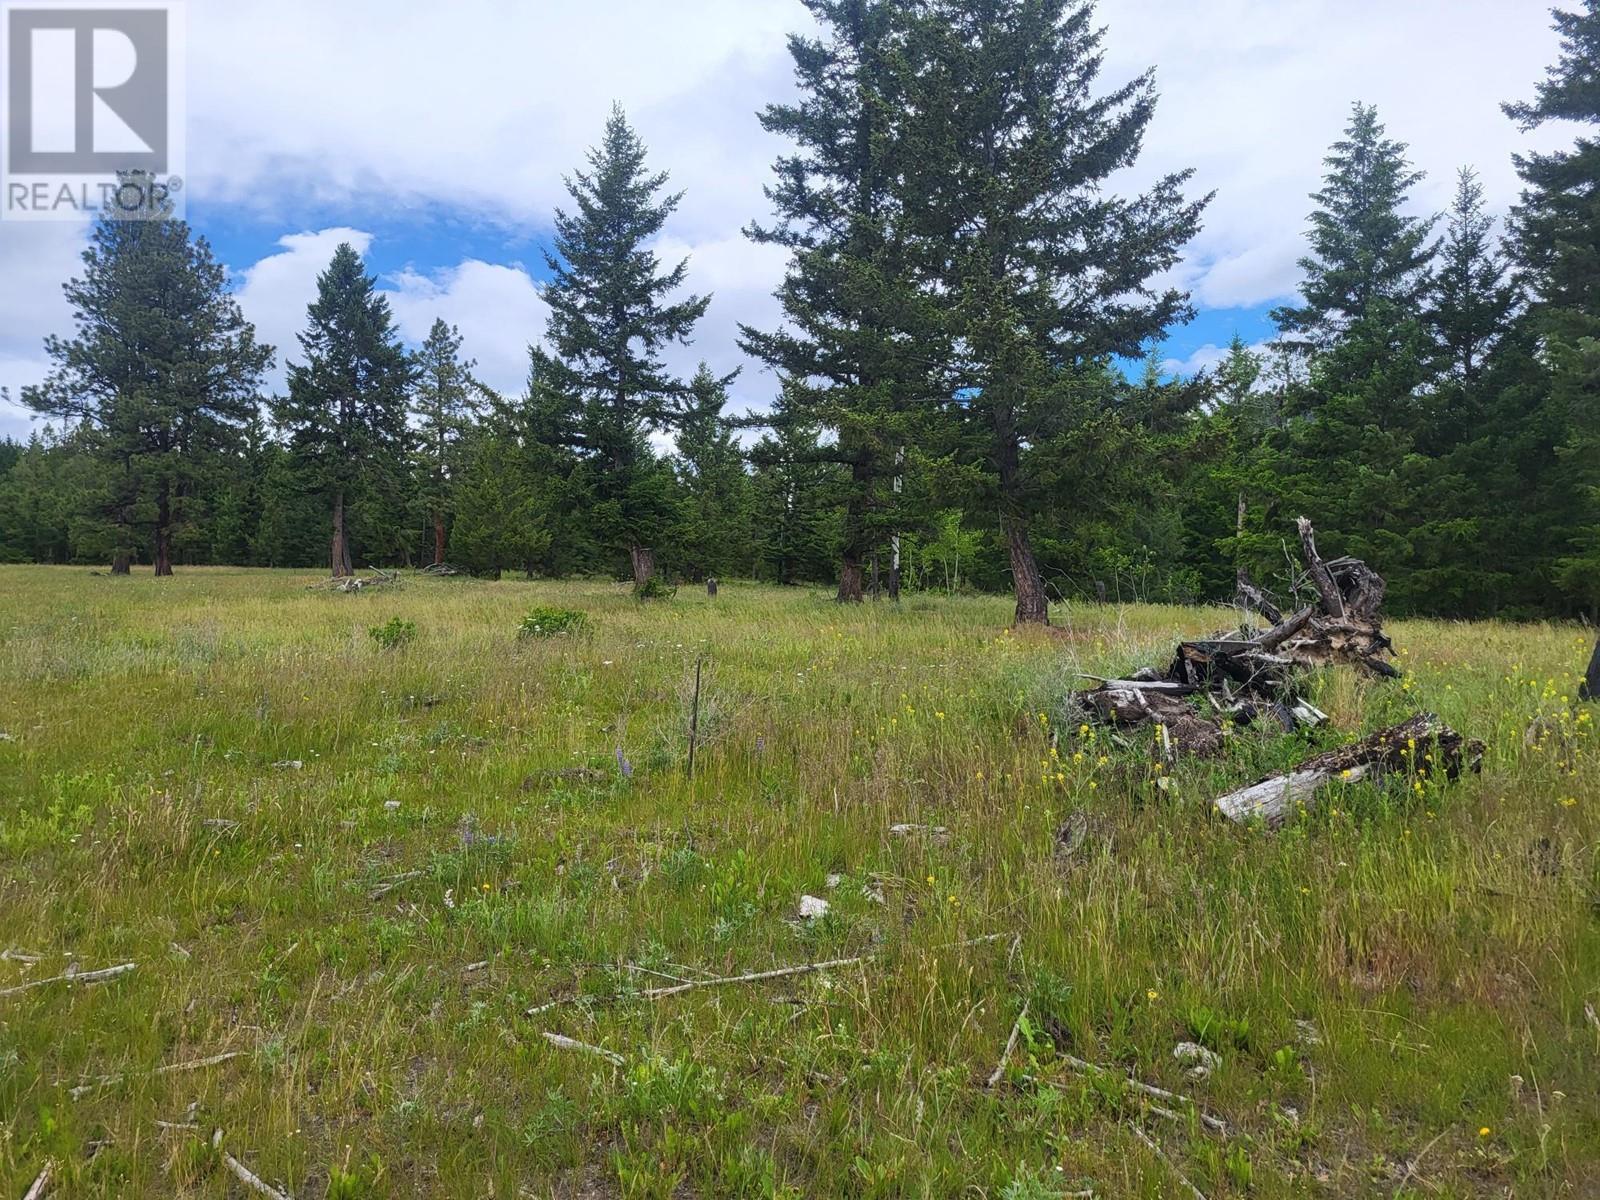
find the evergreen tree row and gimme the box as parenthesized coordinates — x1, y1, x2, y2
(2, 0, 1597, 621)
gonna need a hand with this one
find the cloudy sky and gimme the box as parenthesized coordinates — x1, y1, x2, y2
(0, 0, 1570, 441)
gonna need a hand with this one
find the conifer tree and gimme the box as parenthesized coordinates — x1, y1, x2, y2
(274, 243, 413, 577)
(1505, 0, 1600, 615)
(901, 0, 1207, 624)
(1431, 168, 1518, 388)
(16, 176, 272, 574)
(1262, 106, 1440, 604)
(539, 106, 710, 590)
(673, 364, 752, 580)
(411, 319, 480, 565)
(742, 0, 933, 602)
(1272, 105, 1438, 349)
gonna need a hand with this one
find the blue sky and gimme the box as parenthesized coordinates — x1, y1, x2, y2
(0, 0, 1566, 441)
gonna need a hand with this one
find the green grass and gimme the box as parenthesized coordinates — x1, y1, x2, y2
(0, 566, 1596, 1198)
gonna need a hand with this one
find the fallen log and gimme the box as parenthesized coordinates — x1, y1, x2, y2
(1212, 713, 1483, 827)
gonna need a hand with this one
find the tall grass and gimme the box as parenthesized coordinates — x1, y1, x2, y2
(0, 566, 1595, 1197)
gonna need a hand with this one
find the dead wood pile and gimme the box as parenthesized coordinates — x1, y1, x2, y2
(306, 568, 399, 593)
(1080, 518, 1398, 753)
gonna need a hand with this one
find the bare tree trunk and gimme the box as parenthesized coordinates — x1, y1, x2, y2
(432, 511, 446, 567)
(154, 484, 174, 576)
(630, 544, 656, 590)
(111, 551, 131, 576)
(331, 489, 352, 578)
(837, 557, 864, 603)
(869, 552, 880, 600)
(1003, 513, 1048, 625)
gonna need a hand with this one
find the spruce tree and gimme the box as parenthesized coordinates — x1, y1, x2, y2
(673, 364, 752, 580)
(901, 0, 1208, 624)
(16, 175, 272, 574)
(411, 319, 480, 566)
(274, 243, 413, 577)
(1431, 168, 1518, 388)
(1263, 106, 1440, 606)
(1272, 105, 1438, 349)
(539, 106, 710, 590)
(1505, 1, 1600, 615)
(742, 0, 933, 602)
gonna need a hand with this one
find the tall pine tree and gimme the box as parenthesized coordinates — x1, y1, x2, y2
(539, 106, 710, 590)
(1505, 0, 1600, 616)
(1261, 105, 1440, 606)
(411, 319, 480, 566)
(901, 0, 1207, 624)
(17, 175, 272, 574)
(274, 243, 413, 577)
(742, 0, 934, 602)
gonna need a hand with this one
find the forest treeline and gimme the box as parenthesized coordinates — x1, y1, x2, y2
(1, 0, 1597, 623)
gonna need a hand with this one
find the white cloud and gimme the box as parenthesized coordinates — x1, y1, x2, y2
(1099, 0, 1565, 308)
(0, 220, 91, 440)
(384, 259, 547, 395)
(1160, 340, 1275, 380)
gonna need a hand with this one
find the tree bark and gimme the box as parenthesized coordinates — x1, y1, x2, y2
(630, 544, 656, 589)
(331, 489, 352, 578)
(1003, 513, 1049, 625)
(995, 401, 1048, 625)
(837, 557, 864, 603)
(154, 484, 174, 576)
(432, 511, 446, 566)
(111, 551, 131, 576)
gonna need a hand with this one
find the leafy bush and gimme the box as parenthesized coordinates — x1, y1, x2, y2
(634, 576, 676, 601)
(367, 616, 416, 651)
(518, 606, 590, 639)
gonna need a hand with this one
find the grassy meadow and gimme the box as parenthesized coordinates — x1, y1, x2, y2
(0, 566, 1597, 1198)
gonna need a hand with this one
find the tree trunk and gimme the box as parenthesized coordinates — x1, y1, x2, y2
(154, 485, 174, 576)
(1003, 513, 1048, 625)
(995, 402, 1048, 625)
(432, 511, 447, 566)
(837, 557, 864, 603)
(869, 552, 880, 600)
(111, 551, 131, 576)
(630, 544, 656, 589)
(889, 535, 901, 601)
(331, 489, 352, 578)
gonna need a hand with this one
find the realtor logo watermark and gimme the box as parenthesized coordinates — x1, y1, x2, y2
(1, 0, 185, 220)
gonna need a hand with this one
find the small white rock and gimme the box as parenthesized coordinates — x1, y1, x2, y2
(798, 895, 830, 920)
(824, 873, 843, 890)
(270, 759, 303, 770)
(1173, 1041, 1221, 1079)
(383, 800, 401, 811)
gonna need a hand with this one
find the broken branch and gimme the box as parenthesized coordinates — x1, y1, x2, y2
(0, 961, 136, 998)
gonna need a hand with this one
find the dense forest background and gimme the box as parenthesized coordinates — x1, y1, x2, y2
(2, 0, 1597, 623)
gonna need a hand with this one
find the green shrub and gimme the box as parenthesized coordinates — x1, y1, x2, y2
(368, 616, 416, 651)
(634, 577, 677, 601)
(519, 606, 590, 639)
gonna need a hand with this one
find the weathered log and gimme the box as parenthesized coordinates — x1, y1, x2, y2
(1235, 569, 1283, 624)
(1212, 712, 1483, 827)
(1083, 685, 1225, 756)
(1296, 517, 1345, 618)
